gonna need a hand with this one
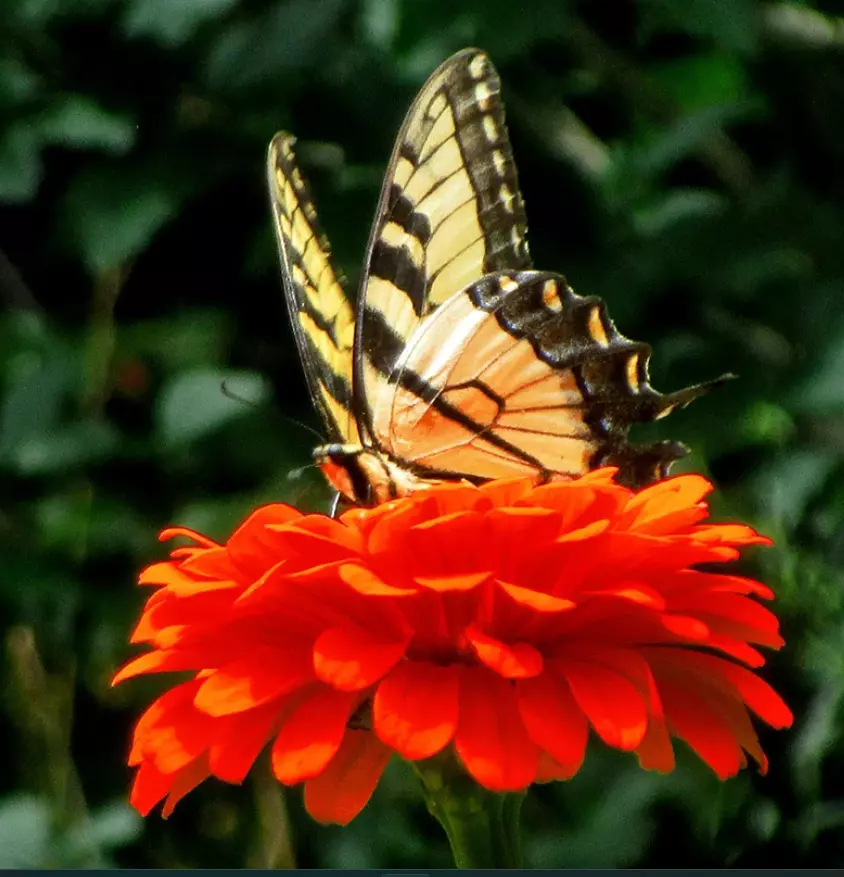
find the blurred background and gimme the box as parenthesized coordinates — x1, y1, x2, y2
(1, 0, 843, 868)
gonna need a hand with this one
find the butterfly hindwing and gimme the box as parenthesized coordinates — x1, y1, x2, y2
(356, 48, 531, 438)
(372, 270, 724, 487)
(267, 133, 359, 444)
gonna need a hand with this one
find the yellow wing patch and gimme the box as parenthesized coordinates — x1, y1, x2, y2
(267, 133, 359, 444)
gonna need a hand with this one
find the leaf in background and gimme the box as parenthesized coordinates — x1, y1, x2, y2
(64, 801, 142, 858)
(0, 338, 77, 463)
(748, 449, 839, 530)
(631, 104, 753, 178)
(792, 333, 844, 414)
(35, 95, 136, 153)
(633, 188, 726, 236)
(0, 57, 41, 105)
(651, 54, 752, 112)
(638, 0, 759, 54)
(0, 125, 43, 203)
(204, 0, 347, 93)
(0, 796, 50, 869)
(359, 0, 399, 50)
(8, 419, 120, 476)
(123, 0, 241, 47)
(59, 162, 193, 272)
(156, 367, 270, 447)
(121, 310, 230, 371)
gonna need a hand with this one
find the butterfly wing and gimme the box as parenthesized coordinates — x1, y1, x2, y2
(355, 48, 530, 438)
(267, 132, 360, 444)
(371, 270, 728, 488)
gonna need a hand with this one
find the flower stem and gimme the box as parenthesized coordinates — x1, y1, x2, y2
(413, 760, 526, 868)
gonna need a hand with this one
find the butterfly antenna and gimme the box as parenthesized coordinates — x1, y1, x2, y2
(286, 460, 321, 481)
(219, 380, 326, 443)
(220, 379, 261, 408)
(280, 415, 326, 444)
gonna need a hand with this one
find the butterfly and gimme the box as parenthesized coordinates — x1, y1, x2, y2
(267, 48, 727, 507)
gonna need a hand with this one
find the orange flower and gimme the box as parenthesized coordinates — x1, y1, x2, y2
(114, 469, 792, 825)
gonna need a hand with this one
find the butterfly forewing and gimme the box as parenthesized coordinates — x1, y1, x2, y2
(267, 133, 359, 444)
(356, 48, 531, 438)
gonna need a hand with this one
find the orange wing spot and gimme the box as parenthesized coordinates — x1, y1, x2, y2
(626, 353, 641, 392)
(542, 280, 563, 313)
(588, 306, 609, 347)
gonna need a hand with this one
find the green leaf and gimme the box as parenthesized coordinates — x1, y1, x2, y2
(0, 795, 50, 869)
(64, 801, 142, 856)
(0, 342, 76, 461)
(156, 367, 270, 447)
(8, 419, 120, 476)
(0, 57, 42, 105)
(633, 188, 726, 236)
(651, 54, 751, 112)
(205, 0, 347, 92)
(60, 163, 190, 272)
(638, 0, 759, 53)
(123, 0, 242, 47)
(0, 125, 43, 202)
(792, 335, 844, 414)
(35, 94, 136, 153)
(121, 310, 230, 371)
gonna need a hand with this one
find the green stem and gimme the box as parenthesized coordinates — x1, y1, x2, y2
(413, 760, 526, 868)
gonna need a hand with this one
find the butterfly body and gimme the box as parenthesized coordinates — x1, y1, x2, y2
(268, 49, 727, 507)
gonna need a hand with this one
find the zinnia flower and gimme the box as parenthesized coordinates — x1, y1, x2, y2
(114, 469, 792, 825)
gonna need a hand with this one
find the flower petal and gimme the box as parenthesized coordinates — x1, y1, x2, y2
(194, 644, 314, 716)
(161, 753, 212, 817)
(455, 667, 538, 790)
(554, 658, 648, 751)
(304, 730, 392, 825)
(374, 662, 459, 759)
(466, 627, 543, 678)
(271, 687, 356, 783)
(208, 701, 282, 783)
(314, 626, 407, 691)
(518, 672, 588, 771)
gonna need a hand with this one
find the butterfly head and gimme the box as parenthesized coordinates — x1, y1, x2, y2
(314, 443, 438, 507)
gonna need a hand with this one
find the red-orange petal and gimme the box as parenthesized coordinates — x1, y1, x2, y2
(208, 701, 282, 783)
(373, 662, 459, 759)
(113, 649, 202, 685)
(225, 504, 304, 577)
(656, 650, 793, 729)
(339, 563, 416, 597)
(271, 687, 356, 783)
(303, 730, 393, 825)
(554, 658, 648, 751)
(161, 753, 212, 818)
(496, 580, 576, 613)
(314, 626, 407, 691)
(517, 672, 588, 771)
(414, 571, 492, 592)
(466, 628, 543, 678)
(657, 678, 745, 779)
(194, 644, 314, 716)
(129, 762, 172, 816)
(635, 715, 676, 773)
(454, 667, 538, 790)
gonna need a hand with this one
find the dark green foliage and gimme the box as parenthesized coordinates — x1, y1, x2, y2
(1, 0, 843, 867)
